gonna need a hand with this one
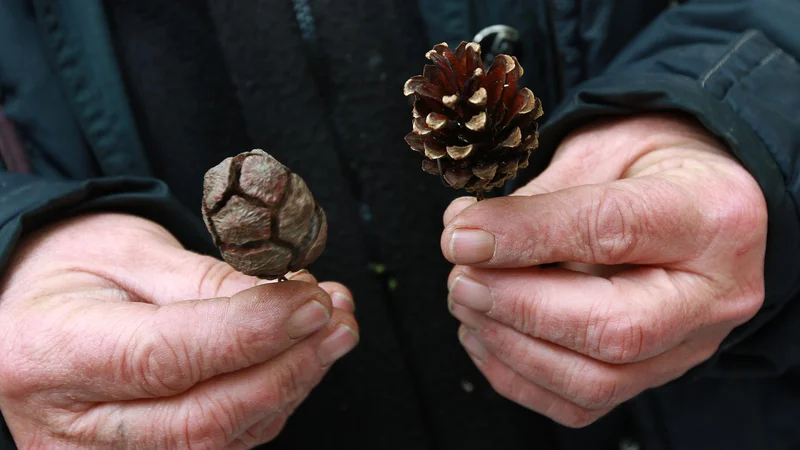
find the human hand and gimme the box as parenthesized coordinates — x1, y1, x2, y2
(440, 113, 767, 427)
(0, 213, 358, 449)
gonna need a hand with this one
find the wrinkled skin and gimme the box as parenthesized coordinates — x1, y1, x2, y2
(0, 213, 358, 449)
(442, 113, 767, 427)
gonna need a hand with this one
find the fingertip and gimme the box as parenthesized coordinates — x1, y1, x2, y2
(458, 325, 489, 365)
(332, 292, 355, 313)
(317, 310, 360, 367)
(329, 308, 359, 335)
(457, 324, 469, 342)
(447, 266, 468, 292)
(319, 282, 355, 313)
(443, 196, 477, 226)
(286, 269, 318, 284)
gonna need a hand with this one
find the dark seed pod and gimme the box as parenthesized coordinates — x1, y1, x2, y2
(404, 42, 543, 195)
(202, 149, 327, 279)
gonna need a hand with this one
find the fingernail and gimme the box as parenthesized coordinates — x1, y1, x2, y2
(287, 269, 310, 279)
(449, 229, 495, 264)
(449, 275, 493, 312)
(459, 328, 488, 364)
(332, 292, 355, 312)
(449, 303, 485, 330)
(287, 270, 316, 283)
(318, 324, 359, 367)
(287, 300, 330, 339)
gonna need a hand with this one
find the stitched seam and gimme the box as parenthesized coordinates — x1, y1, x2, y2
(754, 48, 783, 71)
(714, 45, 800, 251)
(721, 47, 785, 102)
(699, 29, 758, 87)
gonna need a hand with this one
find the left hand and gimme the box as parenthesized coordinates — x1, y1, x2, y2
(440, 113, 768, 427)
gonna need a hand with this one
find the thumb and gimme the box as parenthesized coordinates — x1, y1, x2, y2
(110, 240, 314, 305)
(2, 279, 338, 403)
(442, 179, 552, 228)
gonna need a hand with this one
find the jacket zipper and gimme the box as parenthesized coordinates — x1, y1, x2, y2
(292, 0, 319, 49)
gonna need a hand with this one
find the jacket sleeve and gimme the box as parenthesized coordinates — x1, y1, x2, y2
(0, 173, 214, 272)
(536, 1, 800, 377)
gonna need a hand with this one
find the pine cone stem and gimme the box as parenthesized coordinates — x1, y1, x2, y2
(436, 160, 448, 187)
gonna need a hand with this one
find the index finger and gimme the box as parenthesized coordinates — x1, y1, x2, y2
(447, 265, 709, 364)
(441, 177, 707, 268)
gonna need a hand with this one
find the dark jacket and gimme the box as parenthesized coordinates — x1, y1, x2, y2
(2, 1, 799, 449)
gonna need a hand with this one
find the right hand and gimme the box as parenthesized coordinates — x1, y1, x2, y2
(0, 213, 359, 449)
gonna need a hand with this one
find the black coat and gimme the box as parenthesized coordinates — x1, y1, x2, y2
(1, 1, 799, 449)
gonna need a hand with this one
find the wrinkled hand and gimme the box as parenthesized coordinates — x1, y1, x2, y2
(0, 213, 358, 449)
(441, 114, 767, 427)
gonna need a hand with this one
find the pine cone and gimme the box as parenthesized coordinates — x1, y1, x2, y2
(202, 150, 327, 280)
(404, 42, 543, 194)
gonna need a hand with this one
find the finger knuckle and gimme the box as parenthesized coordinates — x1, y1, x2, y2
(505, 286, 545, 337)
(257, 416, 289, 445)
(718, 287, 765, 330)
(714, 176, 768, 238)
(262, 356, 320, 410)
(177, 393, 241, 449)
(230, 428, 271, 450)
(557, 405, 605, 429)
(122, 327, 196, 397)
(738, 288, 766, 322)
(581, 188, 641, 263)
(586, 305, 645, 364)
(484, 365, 517, 400)
(489, 328, 514, 362)
(563, 361, 622, 410)
(491, 328, 529, 366)
(235, 415, 289, 449)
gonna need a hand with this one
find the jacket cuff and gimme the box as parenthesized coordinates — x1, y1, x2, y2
(529, 30, 800, 376)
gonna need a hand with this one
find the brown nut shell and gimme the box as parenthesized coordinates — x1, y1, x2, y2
(201, 149, 328, 279)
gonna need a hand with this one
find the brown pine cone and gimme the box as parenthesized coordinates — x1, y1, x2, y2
(404, 42, 543, 195)
(202, 150, 327, 280)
